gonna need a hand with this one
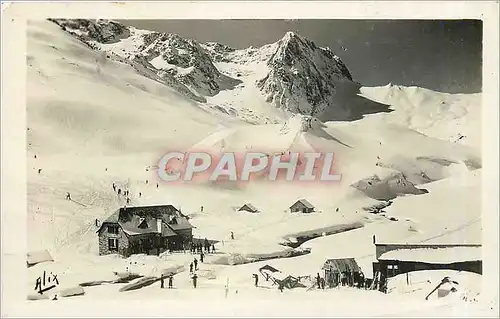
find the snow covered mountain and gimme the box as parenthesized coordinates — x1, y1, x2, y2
(48, 19, 392, 122)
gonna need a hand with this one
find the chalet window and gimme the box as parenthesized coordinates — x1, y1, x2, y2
(387, 265, 393, 269)
(107, 225, 119, 234)
(108, 238, 118, 250)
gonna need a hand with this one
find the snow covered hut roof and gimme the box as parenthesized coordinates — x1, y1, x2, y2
(259, 264, 280, 273)
(292, 199, 315, 209)
(238, 203, 259, 212)
(378, 246, 482, 264)
(97, 205, 193, 235)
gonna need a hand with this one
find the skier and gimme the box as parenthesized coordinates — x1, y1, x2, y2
(320, 277, 325, 289)
(95, 218, 99, 227)
(126, 197, 130, 205)
(38, 168, 42, 174)
(139, 192, 142, 198)
(160, 275, 165, 289)
(230, 231, 234, 240)
(156, 183, 159, 189)
(253, 273, 259, 287)
(316, 273, 321, 289)
(189, 262, 194, 273)
(168, 274, 173, 289)
(211, 244, 216, 253)
(335, 207, 339, 212)
(118, 189, 121, 195)
(34, 155, 37, 159)
(66, 192, 71, 200)
(200, 205, 204, 212)
(112, 183, 116, 192)
(200, 252, 204, 263)
(192, 273, 198, 288)
(194, 258, 198, 271)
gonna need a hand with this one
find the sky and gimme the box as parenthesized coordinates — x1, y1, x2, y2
(119, 20, 482, 94)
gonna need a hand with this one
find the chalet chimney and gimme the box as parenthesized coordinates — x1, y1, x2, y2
(157, 218, 162, 233)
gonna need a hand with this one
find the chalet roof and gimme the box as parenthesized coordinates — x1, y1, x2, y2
(322, 258, 361, 273)
(238, 203, 258, 212)
(378, 246, 482, 264)
(291, 199, 315, 209)
(97, 204, 193, 236)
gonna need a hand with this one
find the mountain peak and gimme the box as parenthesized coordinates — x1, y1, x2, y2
(282, 31, 299, 40)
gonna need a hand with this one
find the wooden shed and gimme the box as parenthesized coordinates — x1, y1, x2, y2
(290, 199, 315, 213)
(322, 258, 363, 288)
(238, 203, 259, 213)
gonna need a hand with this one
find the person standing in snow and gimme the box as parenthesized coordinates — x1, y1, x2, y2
(189, 262, 194, 273)
(160, 275, 165, 289)
(204, 238, 210, 252)
(126, 197, 130, 205)
(168, 275, 173, 289)
(66, 192, 71, 200)
(118, 189, 121, 195)
(253, 274, 259, 287)
(112, 183, 116, 192)
(192, 273, 198, 288)
(139, 192, 142, 198)
(200, 206, 204, 212)
(230, 231, 234, 240)
(211, 244, 216, 253)
(194, 258, 198, 271)
(316, 273, 321, 289)
(156, 183, 159, 189)
(38, 168, 42, 174)
(200, 251, 204, 263)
